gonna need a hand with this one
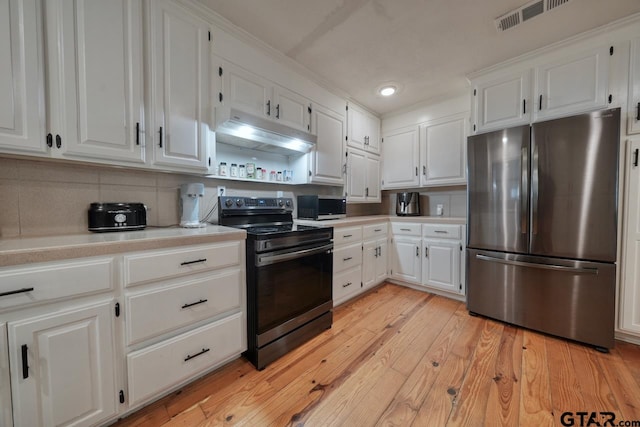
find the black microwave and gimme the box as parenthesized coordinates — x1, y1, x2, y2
(297, 195, 346, 220)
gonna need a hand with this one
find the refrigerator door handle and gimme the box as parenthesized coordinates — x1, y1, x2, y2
(520, 146, 528, 233)
(531, 143, 539, 235)
(475, 254, 598, 275)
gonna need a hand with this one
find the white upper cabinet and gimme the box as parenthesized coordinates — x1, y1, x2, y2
(150, 0, 211, 171)
(0, 0, 45, 154)
(472, 69, 531, 133)
(345, 148, 380, 203)
(309, 104, 345, 185)
(534, 45, 610, 121)
(420, 115, 466, 186)
(628, 37, 640, 135)
(45, 0, 145, 163)
(217, 59, 312, 133)
(381, 126, 419, 189)
(347, 102, 380, 154)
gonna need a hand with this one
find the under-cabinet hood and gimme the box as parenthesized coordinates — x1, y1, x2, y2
(214, 108, 317, 156)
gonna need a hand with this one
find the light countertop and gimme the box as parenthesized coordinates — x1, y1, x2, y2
(0, 226, 246, 267)
(295, 215, 466, 228)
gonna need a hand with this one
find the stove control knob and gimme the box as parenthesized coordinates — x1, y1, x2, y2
(285, 200, 292, 207)
(225, 199, 233, 207)
(278, 199, 284, 207)
(236, 199, 244, 207)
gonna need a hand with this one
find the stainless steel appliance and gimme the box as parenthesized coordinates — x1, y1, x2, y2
(218, 196, 333, 370)
(88, 202, 147, 232)
(396, 192, 420, 216)
(466, 108, 620, 350)
(297, 195, 347, 220)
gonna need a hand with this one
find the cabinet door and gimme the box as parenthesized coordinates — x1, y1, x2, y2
(151, 0, 210, 170)
(362, 240, 377, 289)
(346, 148, 366, 202)
(310, 104, 345, 185)
(221, 60, 270, 118)
(628, 38, 640, 135)
(347, 103, 368, 150)
(273, 86, 311, 132)
(390, 236, 421, 284)
(473, 69, 530, 133)
(534, 45, 610, 121)
(382, 127, 419, 189)
(422, 239, 460, 294)
(365, 153, 381, 202)
(366, 114, 381, 154)
(0, 323, 11, 427)
(8, 301, 117, 427)
(421, 116, 466, 186)
(0, 0, 45, 154)
(621, 138, 640, 335)
(375, 238, 388, 285)
(45, 0, 144, 163)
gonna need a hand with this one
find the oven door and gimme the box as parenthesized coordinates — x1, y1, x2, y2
(252, 242, 333, 347)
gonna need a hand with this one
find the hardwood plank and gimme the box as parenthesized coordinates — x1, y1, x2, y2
(615, 341, 640, 387)
(160, 404, 206, 427)
(519, 330, 554, 427)
(447, 319, 504, 426)
(411, 309, 485, 426)
(376, 304, 476, 426)
(594, 347, 640, 420)
(115, 399, 170, 427)
(545, 336, 586, 418)
(483, 325, 523, 427)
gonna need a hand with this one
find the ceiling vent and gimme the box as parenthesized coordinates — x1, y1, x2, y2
(495, 0, 572, 32)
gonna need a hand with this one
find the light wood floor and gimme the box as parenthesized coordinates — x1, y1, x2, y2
(114, 283, 640, 427)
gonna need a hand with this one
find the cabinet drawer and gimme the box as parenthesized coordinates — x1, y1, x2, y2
(333, 266, 362, 303)
(126, 268, 243, 345)
(390, 222, 421, 236)
(422, 224, 461, 239)
(124, 241, 242, 287)
(333, 243, 363, 273)
(333, 226, 363, 246)
(363, 223, 388, 240)
(127, 312, 244, 407)
(0, 257, 114, 311)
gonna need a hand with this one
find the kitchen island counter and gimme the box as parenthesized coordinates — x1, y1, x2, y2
(295, 215, 466, 228)
(0, 226, 246, 267)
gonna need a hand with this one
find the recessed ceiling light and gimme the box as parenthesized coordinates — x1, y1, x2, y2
(379, 86, 397, 96)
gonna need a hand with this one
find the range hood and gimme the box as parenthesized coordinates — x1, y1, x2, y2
(214, 108, 317, 156)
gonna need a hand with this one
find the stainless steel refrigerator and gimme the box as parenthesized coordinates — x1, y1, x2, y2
(466, 108, 620, 350)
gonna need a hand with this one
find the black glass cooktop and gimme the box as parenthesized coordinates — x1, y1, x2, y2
(243, 223, 321, 236)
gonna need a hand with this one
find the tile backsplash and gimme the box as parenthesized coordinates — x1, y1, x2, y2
(381, 187, 467, 217)
(0, 157, 342, 238)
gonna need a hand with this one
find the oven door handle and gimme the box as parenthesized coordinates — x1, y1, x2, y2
(257, 243, 333, 266)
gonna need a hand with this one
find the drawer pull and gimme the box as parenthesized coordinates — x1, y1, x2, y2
(343, 257, 353, 261)
(180, 258, 207, 266)
(342, 234, 353, 238)
(21, 344, 28, 379)
(181, 299, 208, 309)
(374, 228, 382, 232)
(0, 287, 34, 298)
(343, 282, 353, 288)
(184, 347, 210, 362)
(434, 230, 448, 234)
(400, 228, 411, 231)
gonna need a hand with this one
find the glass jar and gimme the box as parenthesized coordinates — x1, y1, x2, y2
(277, 171, 283, 181)
(246, 162, 255, 179)
(230, 163, 238, 178)
(238, 164, 246, 178)
(270, 170, 276, 181)
(219, 162, 228, 176)
(256, 167, 263, 180)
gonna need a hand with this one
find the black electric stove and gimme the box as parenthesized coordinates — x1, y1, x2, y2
(219, 196, 334, 370)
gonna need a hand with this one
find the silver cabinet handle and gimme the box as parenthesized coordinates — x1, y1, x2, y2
(475, 254, 598, 274)
(400, 228, 411, 231)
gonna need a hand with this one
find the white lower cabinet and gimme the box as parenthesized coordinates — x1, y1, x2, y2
(390, 235, 422, 284)
(333, 265, 363, 305)
(127, 312, 243, 407)
(332, 225, 363, 306)
(422, 240, 460, 294)
(8, 300, 118, 427)
(362, 223, 388, 290)
(0, 323, 12, 427)
(621, 138, 640, 336)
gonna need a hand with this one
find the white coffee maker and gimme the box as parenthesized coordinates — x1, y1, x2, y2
(179, 183, 205, 228)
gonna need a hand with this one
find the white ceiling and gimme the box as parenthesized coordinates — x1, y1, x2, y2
(197, 0, 640, 116)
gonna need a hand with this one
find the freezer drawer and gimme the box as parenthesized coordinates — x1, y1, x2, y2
(466, 249, 614, 349)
